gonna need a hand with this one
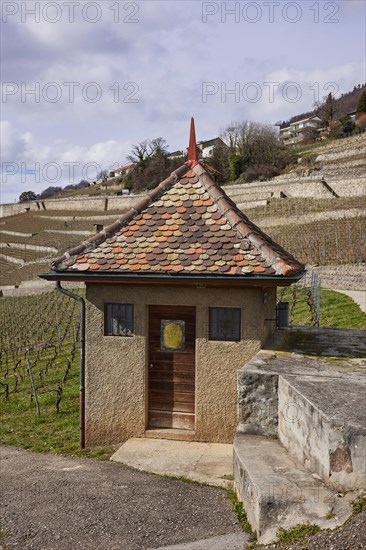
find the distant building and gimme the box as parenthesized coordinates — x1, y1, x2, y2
(279, 116, 323, 146)
(168, 138, 227, 162)
(197, 137, 228, 158)
(109, 163, 136, 178)
(167, 150, 185, 161)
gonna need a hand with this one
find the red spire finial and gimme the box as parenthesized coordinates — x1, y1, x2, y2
(187, 117, 198, 163)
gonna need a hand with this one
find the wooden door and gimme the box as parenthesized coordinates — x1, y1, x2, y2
(148, 305, 196, 430)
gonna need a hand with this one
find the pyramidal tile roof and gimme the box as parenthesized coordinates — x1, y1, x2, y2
(49, 154, 305, 279)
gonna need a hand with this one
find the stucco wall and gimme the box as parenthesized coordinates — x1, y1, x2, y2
(85, 283, 276, 446)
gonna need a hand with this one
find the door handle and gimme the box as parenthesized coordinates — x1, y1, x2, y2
(149, 363, 154, 368)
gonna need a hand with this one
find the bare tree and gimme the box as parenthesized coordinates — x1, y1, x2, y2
(220, 120, 285, 182)
(127, 138, 169, 172)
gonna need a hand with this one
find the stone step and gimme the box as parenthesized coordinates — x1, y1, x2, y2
(233, 434, 353, 544)
(144, 428, 197, 442)
(111, 438, 234, 489)
(278, 375, 366, 491)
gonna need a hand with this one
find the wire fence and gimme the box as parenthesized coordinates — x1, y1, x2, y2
(278, 269, 321, 327)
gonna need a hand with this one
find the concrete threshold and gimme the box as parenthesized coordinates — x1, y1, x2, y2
(111, 438, 234, 489)
(234, 434, 355, 544)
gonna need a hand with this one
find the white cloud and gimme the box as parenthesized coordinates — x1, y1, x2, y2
(1, 0, 364, 202)
(0, 120, 133, 203)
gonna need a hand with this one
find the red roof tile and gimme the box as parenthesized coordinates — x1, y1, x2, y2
(49, 161, 304, 278)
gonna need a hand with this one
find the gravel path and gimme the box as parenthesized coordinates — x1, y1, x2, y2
(259, 509, 366, 550)
(0, 446, 242, 550)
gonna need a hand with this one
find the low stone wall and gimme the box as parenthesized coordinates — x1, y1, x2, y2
(1, 171, 365, 219)
(0, 280, 84, 297)
(0, 242, 57, 254)
(0, 194, 145, 218)
(0, 230, 34, 237)
(0, 202, 41, 218)
(311, 264, 366, 291)
(0, 253, 24, 265)
(278, 376, 366, 491)
(237, 362, 278, 437)
(328, 177, 366, 197)
(233, 433, 352, 544)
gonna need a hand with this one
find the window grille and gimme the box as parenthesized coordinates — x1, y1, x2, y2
(105, 303, 134, 336)
(209, 307, 241, 342)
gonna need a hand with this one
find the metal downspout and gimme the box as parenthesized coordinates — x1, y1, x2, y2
(56, 281, 86, 449)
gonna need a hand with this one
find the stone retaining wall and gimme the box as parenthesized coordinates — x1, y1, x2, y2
(1, 168, 365, 219)
(0, 242, 57, 253)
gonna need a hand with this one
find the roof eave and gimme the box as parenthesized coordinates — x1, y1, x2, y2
(39, 269, 306, 286)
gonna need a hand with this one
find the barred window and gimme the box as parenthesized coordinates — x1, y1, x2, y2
(104, 303, 134, 336)
(209, 307, 241, 342)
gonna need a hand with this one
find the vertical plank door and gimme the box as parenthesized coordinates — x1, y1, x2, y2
(148, 305, 196, 430)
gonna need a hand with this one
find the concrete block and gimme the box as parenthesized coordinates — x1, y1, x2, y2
(233, 434, 352, 544)
(278, 376, 366, 490)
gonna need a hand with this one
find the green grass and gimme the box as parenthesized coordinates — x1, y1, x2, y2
(351, 494, 366, 516)
(227, 491, 257, 543)
(0, 291, 114, 461)
(0, 529, 13, 550)
(0, 365, 113, 461)
(279, 288, 366, 330)
(275, 524, 321, 545)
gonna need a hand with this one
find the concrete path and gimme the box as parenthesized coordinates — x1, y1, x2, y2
(331, 289, 366, 313)
(111, 438, 234, 489)
(0, 446, 247, 550)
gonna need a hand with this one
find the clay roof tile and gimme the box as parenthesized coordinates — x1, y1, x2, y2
(47, 122, 304, 280)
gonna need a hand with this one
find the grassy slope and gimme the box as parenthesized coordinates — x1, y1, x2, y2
(281, 288, 366, 330)
(0, 291, 113, 459)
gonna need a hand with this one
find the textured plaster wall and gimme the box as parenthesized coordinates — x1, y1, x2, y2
(85, 283, 275, 446)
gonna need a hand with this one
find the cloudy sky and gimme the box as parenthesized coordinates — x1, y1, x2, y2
(1, 0, 365, 203)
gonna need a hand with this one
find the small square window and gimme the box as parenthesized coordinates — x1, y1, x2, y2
(105, 303, 134, 336)
(209, 307, 241, 342)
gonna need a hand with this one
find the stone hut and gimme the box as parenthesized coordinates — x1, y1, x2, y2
(41, 120, 304, 447)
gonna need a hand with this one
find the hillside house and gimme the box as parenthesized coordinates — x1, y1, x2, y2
(167, 150, 185, 161)
(109, 163, 136, 178)
(41, 120, 304, 447)
(279, 116, 323, 145)
(197, 137, 228, 158)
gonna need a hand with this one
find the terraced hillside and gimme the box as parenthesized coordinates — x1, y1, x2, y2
(0, 136, 365, 287)
(249, 196, 365, 266)
(0, 210, 127, 286)
(0, 193, 364, 288)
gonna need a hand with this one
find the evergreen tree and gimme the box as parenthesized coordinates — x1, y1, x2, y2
(19, 191, 37, 202)
(228, 153, 241, 181)
(356, 90, 366, 113)
(323, 93, 337, 124)
(315, 92, 337, 127)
